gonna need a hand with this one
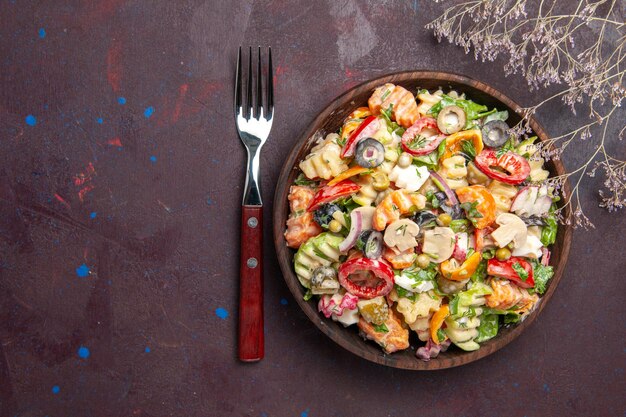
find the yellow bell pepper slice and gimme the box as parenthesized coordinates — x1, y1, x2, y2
(327, 166, 370, 186)
(439, 252, 482, 281)
(340, 107, 373, 142)
(442, 129, 483, 160)
(430, 304, 450, 345)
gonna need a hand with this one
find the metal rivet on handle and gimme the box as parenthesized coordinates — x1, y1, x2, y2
(247, 258, 258, 268)
(247, 217, 258, 228)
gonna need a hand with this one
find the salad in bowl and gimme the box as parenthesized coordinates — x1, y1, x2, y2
(283, 82, 559, 361)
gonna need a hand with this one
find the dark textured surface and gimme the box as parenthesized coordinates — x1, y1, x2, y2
(0, 1, 624, 417)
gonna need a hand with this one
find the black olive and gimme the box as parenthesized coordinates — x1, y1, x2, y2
(437, 105, 466, 134)
(520, 215, 547, 226)
(313, 203, 341, 228)
(482, 120, 509, 148)
(356, 230, 383, 259)
(355, 138, 385, 168)
(434, 191, 463, 219)
(412, 210, 438, 228)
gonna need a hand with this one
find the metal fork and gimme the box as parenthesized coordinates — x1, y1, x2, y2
(234, 46, 273, 362)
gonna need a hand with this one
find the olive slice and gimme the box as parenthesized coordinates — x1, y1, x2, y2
(482, 120, 509, 148)
(437, 105, 466, 134)
(412, 210, 438, 228)
(355, 138, 385, 168)
(313, 203, 341, 228)
(356, 230, 383, 259)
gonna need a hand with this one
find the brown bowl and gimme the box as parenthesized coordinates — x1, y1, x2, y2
(273, 71, 572, 370)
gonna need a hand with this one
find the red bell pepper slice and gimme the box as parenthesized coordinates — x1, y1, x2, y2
(341, 116, 380, 158)
(307, 180, 361, 212)
(338, 257, 394, 299)
(487, 257, 535, 288)
(474, 149, 531, 185)
(401, 116, 445, 156)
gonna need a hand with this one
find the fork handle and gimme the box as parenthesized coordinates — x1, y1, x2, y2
(238, 205, 264, 361)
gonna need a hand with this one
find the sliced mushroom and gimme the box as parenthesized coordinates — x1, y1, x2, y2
(490, 213, 528, 248)
(384, 219, 420, 252)
(421, 227, 455, 263)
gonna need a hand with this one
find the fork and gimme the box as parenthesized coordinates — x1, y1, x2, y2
(234, 46, 273, 362)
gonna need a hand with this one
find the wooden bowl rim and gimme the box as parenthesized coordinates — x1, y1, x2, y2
(272, 70, 572, 370)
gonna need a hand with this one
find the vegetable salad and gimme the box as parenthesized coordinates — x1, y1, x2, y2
(284, 84, 557, 360)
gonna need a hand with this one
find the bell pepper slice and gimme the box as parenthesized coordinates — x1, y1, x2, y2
(340, 107, 373, 143)
(327, 166, 370, 186)
(307, 180, 361, 212)
(341, 116, 379, 158)
(440, 251, 482, 281)
(430, 304, 450, 345)
(442, 129, 484, 160)
(455, 185, 497, 229)
(474, 149, 531, 185)
(401, 116, 445, 156)
(487, 257, 535, 288)
(338, 257, 394, 299)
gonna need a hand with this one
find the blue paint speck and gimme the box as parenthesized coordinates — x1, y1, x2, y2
(301, 410, 309, 417)
(25, 115, 37, 126)
(144, 106, 154, 118)
(215, 308, 228, 319)
(96, 118, 103, 124)
(149, 155, 157, 163)
(145, 346, 151, 353)
(76, 264, 90, 277)
(117, 97, 126, 105)
(77, 346, 90, 359)
(76, 264, 89, 278)
(543, 383, 550, 392)
(90, 212, 97, 219)
(51, 385, 60, 394)
(512, 382, 519, 388)
(38, 28, 46, 38)
(280, 298, 288, 305)
(206, 197, 214, 205)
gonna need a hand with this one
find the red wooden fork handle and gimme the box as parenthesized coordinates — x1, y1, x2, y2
(238, 205, 264, 361)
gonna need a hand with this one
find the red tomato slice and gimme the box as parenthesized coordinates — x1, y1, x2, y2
(341, 116, 380, 158)
(307, 180, 361, 212)
(338, 257, 394, 299)
(487, 257, 535, 288)
(474, 149, 531, 185)
(401, 116, 445, 156)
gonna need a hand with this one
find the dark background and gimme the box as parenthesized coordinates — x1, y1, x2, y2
(1, 1, 624, 416)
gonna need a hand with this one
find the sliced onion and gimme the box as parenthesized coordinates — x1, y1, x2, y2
(429, 170, 460, 207)
(339, 209, 363, 252)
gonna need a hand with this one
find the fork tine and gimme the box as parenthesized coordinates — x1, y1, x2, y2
(266, 47, 274, 118)
(255, 46, 263, 118)
(246, 46, 253, 119)
(235, 46, 242, 115)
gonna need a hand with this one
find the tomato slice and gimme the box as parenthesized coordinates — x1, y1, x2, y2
(401, 117, 445, 156)
(474, 149, 531, 185)
(338, 257, 394, 299)
(307, 180, 361, 212)
(341, 116, 380, 158)
(455, 185, 497, 229)
(487, 257, 535, 288)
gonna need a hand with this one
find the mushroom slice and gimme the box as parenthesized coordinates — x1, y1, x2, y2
(490, 213, 528, 249)
(421, 227, 455, 263)
(384, 219, 420, 252)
